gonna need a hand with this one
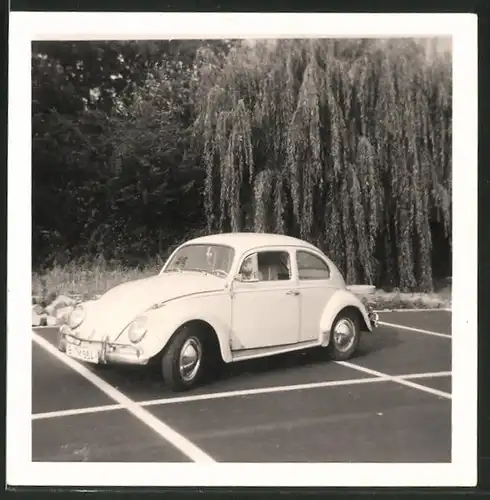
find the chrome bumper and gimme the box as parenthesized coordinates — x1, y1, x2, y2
(59, 325, 149, 366)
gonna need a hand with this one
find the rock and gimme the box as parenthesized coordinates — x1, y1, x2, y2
(32, 295, 43, 305)
(32, 310, 42, 327)
(56, 306, 75, 324)
(44, 294, 77, 317)
(46, 315, 61, 326)
(32, 303, 44, 315)
(44, 291, 58, 308)
(33, 313, 49, 327)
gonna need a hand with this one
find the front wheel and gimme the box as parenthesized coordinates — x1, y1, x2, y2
(327, 310, 361, 361)
(161, 326, 206, 392)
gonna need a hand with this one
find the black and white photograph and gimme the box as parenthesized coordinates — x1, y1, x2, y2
(7, 12, 477, 488)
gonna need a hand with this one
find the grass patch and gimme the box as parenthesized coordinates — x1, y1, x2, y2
(32, 261, 161, 305)
(32, 261, 451, 311)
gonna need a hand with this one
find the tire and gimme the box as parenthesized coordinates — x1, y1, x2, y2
(161, 325, 207, 392)
(327, 309, 361, 361)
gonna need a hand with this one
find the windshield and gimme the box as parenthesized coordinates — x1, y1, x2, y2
(162, 244, 235, 277)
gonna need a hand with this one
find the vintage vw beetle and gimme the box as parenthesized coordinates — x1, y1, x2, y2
(59, 233, 379, 391)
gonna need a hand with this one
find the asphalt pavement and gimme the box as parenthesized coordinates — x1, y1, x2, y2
(31, 309, 452, 463)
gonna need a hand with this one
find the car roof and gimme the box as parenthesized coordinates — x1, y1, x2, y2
(183, 232, 320, 255)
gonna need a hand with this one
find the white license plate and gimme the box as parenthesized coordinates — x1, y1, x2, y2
(66, 343, 100, 363)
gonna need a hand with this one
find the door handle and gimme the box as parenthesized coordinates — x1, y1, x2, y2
(286, 289, 300, 296)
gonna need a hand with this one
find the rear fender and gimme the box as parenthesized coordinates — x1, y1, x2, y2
(319, 289, 373, 347)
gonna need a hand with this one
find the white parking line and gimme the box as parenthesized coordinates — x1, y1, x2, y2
(378, 321, 451, 339)
(33, 375, 391, 420)
(32, 403, 124, 420)
(337, 361, 452, 399)
(140, 375, 392, 407)
(32, 332, 216, 463)
(400, 370, 451, 380)
(138, 370, 451, 409)
(32, 370, 452, 421)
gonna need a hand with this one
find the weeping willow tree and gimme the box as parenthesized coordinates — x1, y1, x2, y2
(192, 38, 452, 292)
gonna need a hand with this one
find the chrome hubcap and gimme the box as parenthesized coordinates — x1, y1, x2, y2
(333, 318, 356, 352)
(179, 337, 202, 382)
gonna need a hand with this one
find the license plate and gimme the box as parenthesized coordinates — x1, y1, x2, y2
(66, 343, 100, 363)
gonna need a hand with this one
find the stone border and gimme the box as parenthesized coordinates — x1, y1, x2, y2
(32, 294, 82, 327)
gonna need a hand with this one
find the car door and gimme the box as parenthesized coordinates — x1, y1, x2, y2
(295, 249, 338, 342)
(230, 248, 300, 350)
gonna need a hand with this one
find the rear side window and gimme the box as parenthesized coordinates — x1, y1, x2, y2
(296, 251, 331, 280)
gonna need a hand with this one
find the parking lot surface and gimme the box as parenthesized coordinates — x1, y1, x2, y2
(32, 310, 452, 463)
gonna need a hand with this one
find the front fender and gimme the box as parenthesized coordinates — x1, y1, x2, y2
(136, 296, 233, 363)
(319, 289, 373, 346)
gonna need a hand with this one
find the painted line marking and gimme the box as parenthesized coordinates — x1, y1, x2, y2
(140, 375, 392, 407)
(336, 361, 452, 399)
(32, 403, 123, 420)
(32, 332, 215, 463)
(378, 321, 451, 339)
(33, 376, 391, 420)
(399, 370, 451, 380)
(32, 370, 452, 421)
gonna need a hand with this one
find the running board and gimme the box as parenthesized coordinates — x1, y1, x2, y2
(231, 340, 321, 362)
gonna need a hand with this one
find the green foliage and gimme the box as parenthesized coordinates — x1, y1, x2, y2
(193, 39, 452, 292)
(32, 38, 452, 292)
(32, 40, 230, 268)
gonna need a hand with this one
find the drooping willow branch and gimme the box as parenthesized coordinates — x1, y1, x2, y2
(193, 39, 452, 292)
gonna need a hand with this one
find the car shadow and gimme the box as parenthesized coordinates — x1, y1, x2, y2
(89, 328, 404, 393)
(352, 327, 404, 359)
(215, 328, 404, 382)
(91, 347, 331, 389)
(218, 347, 330, 380)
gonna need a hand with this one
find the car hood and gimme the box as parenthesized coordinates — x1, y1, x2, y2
(77, 272, 225, 341)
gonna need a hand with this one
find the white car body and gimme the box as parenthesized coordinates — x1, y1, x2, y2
(59, 233, 378, 389)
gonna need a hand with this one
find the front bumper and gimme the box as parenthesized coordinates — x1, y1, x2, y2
(59, 325, 149, 365)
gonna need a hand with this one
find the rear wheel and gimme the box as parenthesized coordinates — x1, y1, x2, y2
(327, 310, 361, 361)
(161, 325, 207, 392)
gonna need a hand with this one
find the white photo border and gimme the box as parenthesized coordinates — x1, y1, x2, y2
(7, 11, 478, 488)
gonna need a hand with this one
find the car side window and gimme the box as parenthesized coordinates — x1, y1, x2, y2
(296, 251, 331, 280)
(256, 251, 291, 281)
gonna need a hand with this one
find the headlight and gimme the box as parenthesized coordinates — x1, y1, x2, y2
(128, 316, 148, 344)
(68, 305, 86, 329)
